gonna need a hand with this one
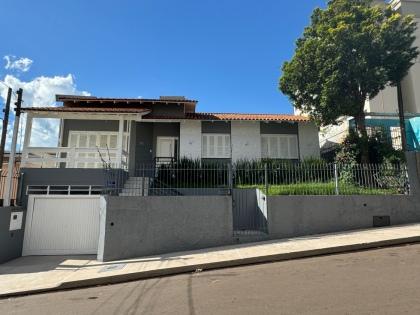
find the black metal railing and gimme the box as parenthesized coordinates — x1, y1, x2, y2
(103, 161, 409, 197)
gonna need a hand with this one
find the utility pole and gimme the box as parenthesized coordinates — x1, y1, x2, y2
(397, 82, 408, 152)
(4, 88, 22, 207)
(0, 88, 12, 168)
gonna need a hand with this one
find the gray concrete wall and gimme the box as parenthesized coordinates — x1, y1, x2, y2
(128, 121, 137, 175)
(135, 122, 154, 166)
(147, 103, 185, 117)
(266, 151, 420, 239)
(0, 207, 25, 263)
(62, 120, 119, 146)
(19, 168, 108, 207)
(134, 122, 180, 166)
(98, 196, 233, 261)
(260, 122, 298, 134)
(267, 195, 420, 239)
(202, 121, 231, 134)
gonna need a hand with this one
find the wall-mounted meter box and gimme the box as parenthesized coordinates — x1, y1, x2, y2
(9, 212, 23, 231)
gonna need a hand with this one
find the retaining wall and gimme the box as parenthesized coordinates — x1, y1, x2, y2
(98, 196, 233, 261)
(267, 195, 420, 239)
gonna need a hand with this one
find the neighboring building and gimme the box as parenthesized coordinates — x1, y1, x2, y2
(19, 95, 320, 175)
(0, 153, 21, 206)
(319, 0, 420, 154)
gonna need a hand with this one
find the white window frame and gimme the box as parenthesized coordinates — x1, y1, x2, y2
(68, 131, 130, 168)
(390, 126, 402, 150)
(202, 133, 231, 159)
(261, 134, 299, 159)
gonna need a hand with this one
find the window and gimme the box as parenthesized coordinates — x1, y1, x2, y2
(68, 131, 129, 168)
(390, 127, 402, 150)
(261, 134, 299, 159)
(202, 134, 231, 158)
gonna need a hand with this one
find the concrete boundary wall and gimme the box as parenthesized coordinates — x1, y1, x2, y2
(267, 195, 420, 239)
(98, 196, 233, 261)
(0, 207, 25, 263)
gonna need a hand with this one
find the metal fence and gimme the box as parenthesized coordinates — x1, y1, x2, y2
(103, 162, 409, 196)
(0, 167, 21, 206)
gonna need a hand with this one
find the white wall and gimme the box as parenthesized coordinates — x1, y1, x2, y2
(388, 2, 420, 114)
(231, 121, 261, 161)
(402, 17, 420, 114)
(319, 119, 349, 146)
(298, 122, 320, 160)
(365, 86, 398, 114)
(180, 120, 320, 161)
(179, 120, 201, 159)
(365, 2, 420, 115)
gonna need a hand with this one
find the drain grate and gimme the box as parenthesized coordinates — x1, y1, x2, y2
(99, 263, 126, 273)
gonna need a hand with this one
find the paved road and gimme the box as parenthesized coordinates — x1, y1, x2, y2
(2, 244, 420, 315)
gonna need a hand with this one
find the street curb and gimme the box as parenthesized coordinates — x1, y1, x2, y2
(2, 235, 420, 298)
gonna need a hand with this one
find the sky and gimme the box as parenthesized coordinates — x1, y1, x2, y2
(0, 0, 326, 148)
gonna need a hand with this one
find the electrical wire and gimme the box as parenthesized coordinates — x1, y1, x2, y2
(0, 81, 20, 98)
(0, 80, 26, 115)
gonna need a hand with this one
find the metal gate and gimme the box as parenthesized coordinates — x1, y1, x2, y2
(232, 188, 268, 235)
(22, 195, 101, 256)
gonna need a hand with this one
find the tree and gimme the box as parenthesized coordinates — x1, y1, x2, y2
(280, 0, 419, 163)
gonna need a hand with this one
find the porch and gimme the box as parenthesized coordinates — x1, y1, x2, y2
(20, 110, 181, 172)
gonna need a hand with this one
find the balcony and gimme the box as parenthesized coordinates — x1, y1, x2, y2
(21, 147, 129, 169)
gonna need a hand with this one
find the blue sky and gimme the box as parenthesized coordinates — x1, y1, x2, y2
(0, 0, 326, 115)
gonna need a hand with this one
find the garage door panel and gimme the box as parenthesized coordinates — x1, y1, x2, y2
(23, 196, 100, 256)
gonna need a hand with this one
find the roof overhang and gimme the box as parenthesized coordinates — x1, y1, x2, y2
(56, 94, 198, 105)
(143, 113, 310, 123)
(21, 107, 152, 120)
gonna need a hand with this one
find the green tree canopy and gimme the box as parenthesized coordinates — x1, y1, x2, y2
(280, 0, 418, 162)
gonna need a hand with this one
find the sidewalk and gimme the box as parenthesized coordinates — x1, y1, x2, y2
(1, 224, 420, 298)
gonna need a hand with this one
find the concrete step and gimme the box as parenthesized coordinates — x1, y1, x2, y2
(121, 188, 148, 194)
(125, 179, 150, 184)
(233, 230, 270, 244)
(123, 183, 149, 189)
(119, 191, 148, 196)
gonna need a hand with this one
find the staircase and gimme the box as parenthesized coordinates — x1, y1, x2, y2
(119, 177, 150, 196)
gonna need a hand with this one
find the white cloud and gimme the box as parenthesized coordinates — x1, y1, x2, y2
(0, 74, 90, 149)
(4, 55, 33, 72)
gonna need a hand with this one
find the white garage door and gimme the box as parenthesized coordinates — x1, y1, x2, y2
(23, 195, 101, 256)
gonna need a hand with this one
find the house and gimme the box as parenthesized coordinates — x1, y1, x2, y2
(319, 0, 420, 154)
(20, 94, 320, 174)
(11, 94, 320, 257)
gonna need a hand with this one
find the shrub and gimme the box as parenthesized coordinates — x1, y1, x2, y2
(335, 130, 405, 165)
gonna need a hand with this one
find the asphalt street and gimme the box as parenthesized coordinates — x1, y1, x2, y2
(2, 243, 420, 315)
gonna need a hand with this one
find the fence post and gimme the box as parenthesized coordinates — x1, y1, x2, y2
(228, 162, 233, 194)
(334, 163, 339, 195)
(264, 163, 269, 195)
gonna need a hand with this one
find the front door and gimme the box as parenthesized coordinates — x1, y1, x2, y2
(156, 137, 178, 163)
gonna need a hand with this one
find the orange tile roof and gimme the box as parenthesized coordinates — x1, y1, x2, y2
(186, 112, 310, 122)
(144, 113, 309, 122)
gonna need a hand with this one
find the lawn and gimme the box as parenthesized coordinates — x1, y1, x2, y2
(237, 181, 402, 196)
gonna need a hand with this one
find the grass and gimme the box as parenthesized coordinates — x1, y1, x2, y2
(237, 181, 401, 196)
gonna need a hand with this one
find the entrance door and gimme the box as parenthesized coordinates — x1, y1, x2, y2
(232, 189, 268, 235)
(156, 137, 178, 163)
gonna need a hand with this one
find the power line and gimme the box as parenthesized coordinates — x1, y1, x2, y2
(0, 81, 26, 106)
